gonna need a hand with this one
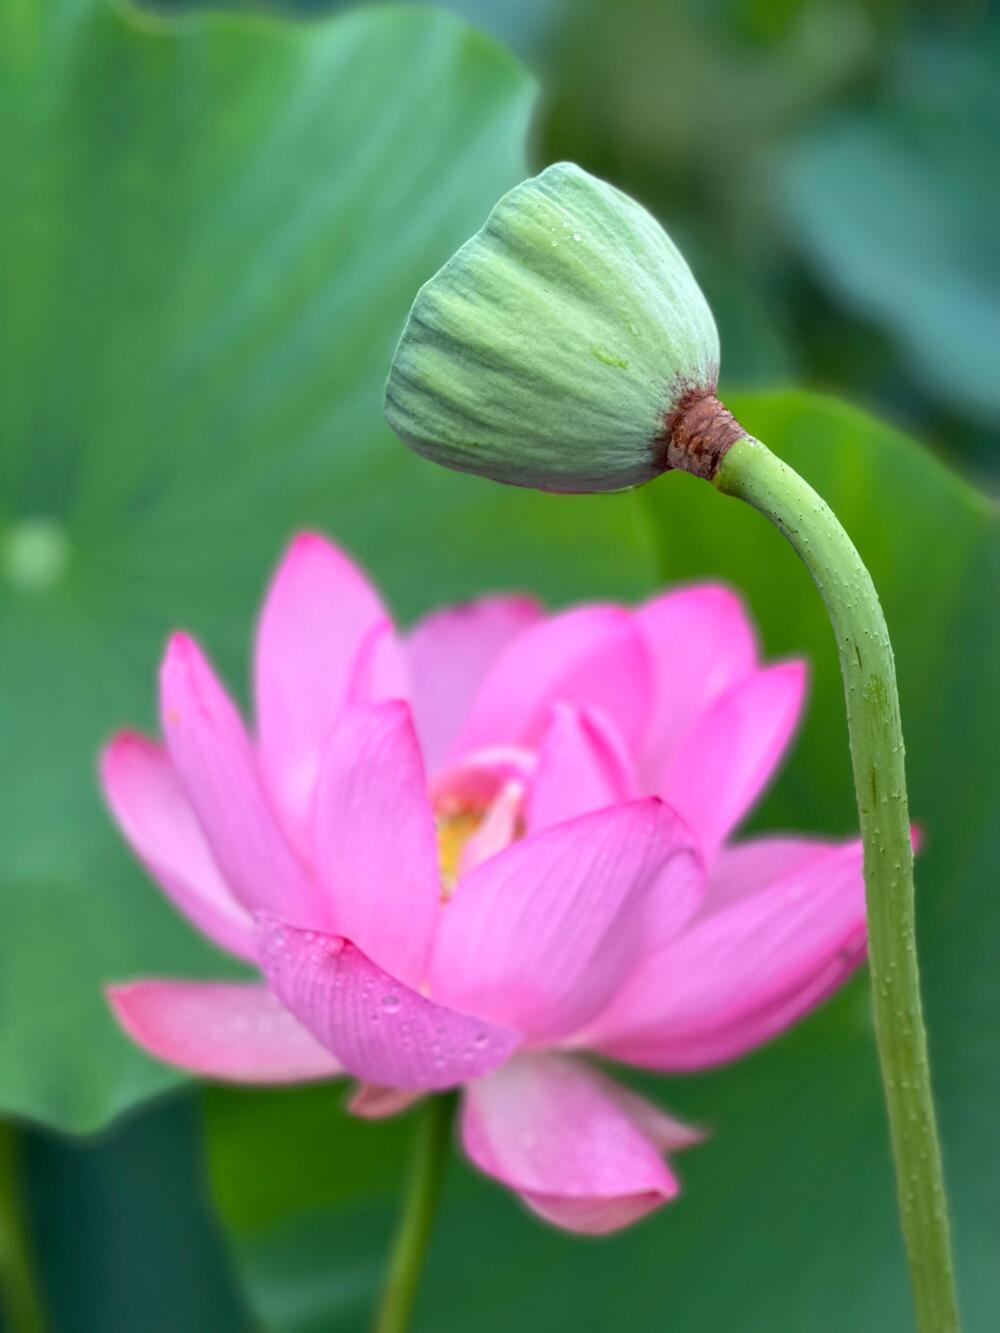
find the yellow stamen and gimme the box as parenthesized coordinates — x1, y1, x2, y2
(436, 807, 482, 900)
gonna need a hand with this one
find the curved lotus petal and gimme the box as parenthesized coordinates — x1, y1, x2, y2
(106, 981, 341, 1083)
(312, 701, 440, 988)
(347, 1084, 422, 1120)
(406, 595, 542, 771)
(698, 833, 838, 913)
(599, 1080, 707, 1153)
(635, 583, 757, 783)
(431, 744, 535, 810)
(256, 917, 520, 1090)
(159, 633, 319, 926)
(461, 1054, 680, 1234)
(453, 605, 652, 758)
(588, 836, 867, 1069)
(660, 661, 807, 859)
(432, 800, 703, 1041)
(254, 534, 392, 838)
(346, 618, 408, 709)
(100, 732, 255, 961)
(525, 703, 636, 834)
(458, 780, 524, 878)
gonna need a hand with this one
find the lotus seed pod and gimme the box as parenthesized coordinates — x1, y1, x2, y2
(385, 161, 743, 493)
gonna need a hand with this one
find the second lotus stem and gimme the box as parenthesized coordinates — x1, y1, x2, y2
(373, 1092, 455, 1333)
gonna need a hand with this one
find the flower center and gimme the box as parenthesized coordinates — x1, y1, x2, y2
(433, 777, 526, 901)
(435, 804, 483, 899)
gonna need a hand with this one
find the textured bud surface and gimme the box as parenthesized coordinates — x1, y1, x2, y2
(385, 162, 721, 492)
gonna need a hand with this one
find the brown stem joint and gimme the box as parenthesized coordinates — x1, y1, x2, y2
(655, 389, 745, 480)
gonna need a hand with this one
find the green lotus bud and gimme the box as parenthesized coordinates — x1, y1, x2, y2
(385, 161, 743, 493)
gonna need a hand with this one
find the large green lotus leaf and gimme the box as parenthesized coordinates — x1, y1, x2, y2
(0, 0, 657, 1132)
(205, 391, 999, 1331)
(23, 1093, 249, 1333)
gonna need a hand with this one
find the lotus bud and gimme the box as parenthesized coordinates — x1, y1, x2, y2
(384, 162, 743, 493)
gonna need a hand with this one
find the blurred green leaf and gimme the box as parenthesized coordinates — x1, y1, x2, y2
(139, 0, 566, 61)
(781, 31, 1000, 426)
(205, 1083, 412, 1332)
(0, 0, 657, 1132)
(24, 1093, 250, 1333)
(204, 390, 999, 1331)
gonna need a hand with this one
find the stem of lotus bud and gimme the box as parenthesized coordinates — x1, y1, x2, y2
(374, 1092, 456, 1333)
(710, 432, 959, 1333)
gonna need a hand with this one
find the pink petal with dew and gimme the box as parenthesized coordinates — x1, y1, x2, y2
(461, 1054, 683, 1235)
(525, 703, 637, 835)
(588, 835, 868, 1070)
(100, 733, 255, 961)
(160, 634, 320, 926)
(256, 917, 520, 1091)
(635, 584, 757, 784)
(431, 800, 704, 1042)
(254, 533, 395, 839)
(660, 661, 807, 860)
(407, 595, 543, 772)
(452, 605, 652, 761)
(107, 981, 341, 1083)
(347, 1084, 423, 1120)
(312, 701, 440, 988)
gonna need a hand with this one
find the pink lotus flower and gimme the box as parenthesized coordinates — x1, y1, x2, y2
(102, 532, 868, 1234)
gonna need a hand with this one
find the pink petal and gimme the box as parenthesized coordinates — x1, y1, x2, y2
(100, 733, 255, 960)
(626, 936, 868, 1069)
(254, 533, 393, 838)
(107, 981, 341, 1083)
(256, 917, 520, 1090)
(160, 633, 319, 925)
(458, 780, 524, 877)
(461, 1054, 679, 1235)
(347, 1084, 422, 1119)
(432, 745, 535, 810)
(346, 618, 408, 708)
(407, 596, 542, 772)
(698, 833, 837, 913)
(312, 701, 440, 988)
(588, 835, 867, 1069)
(600, 1081, 707, 1152)
(431, 800, 703, 1041)
(636, 584, 757, 784)
(660, 662, 807, 859)
(525, 704, 636, 835)
(451, 606, 652, 762)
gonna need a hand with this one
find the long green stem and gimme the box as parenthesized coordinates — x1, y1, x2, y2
(374, 1093, 455, 1333)
(715, 435, 958, 1332)
(0, 1123, 46, 1333)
